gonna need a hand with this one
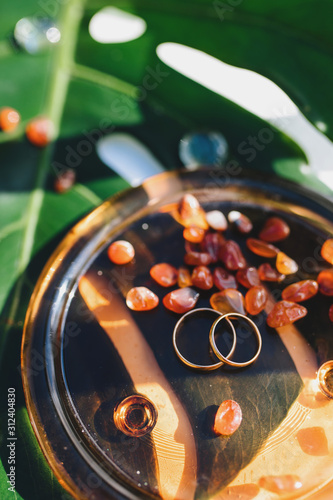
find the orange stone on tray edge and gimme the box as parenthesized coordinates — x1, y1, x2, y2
(296, 426, 329, 456)
(246, 238, 280, 258)
(210, 289, 246, 315)
(318, 269, 333, 296)
(258, 475, 302, 494)
(150, 263, 178, 287)
(213, 400, 242, 436)
(178, 266, 193, 288)
(26, 117, 54, 147)
(281, 280, 318, 302)
(259, 216, 290, 242)
(163, 287, 199, 314)
(0, 107, 20, 132)
(107, 240, 135, 265)
(126, 287, 159, 311)
(267, 300, 307, 328)
(177, 194, 209, 229)
(321, 239, 333, 265)
(191, 266, 213, 290)
(183, 226, 206, 243)
(218, 484, 260, 500)
(276, 252, 298, 275)
(245, 286, 268, 315)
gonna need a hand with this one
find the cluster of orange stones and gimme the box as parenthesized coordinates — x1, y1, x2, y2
(108, 193, 333, 328)
(0, 106, 75, 193)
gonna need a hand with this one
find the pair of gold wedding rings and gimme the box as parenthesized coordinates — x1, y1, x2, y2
(173, 308, 262, 371)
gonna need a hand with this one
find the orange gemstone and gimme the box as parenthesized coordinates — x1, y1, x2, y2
(54, 169, 76, 193)
(258, 475, 302, 494)
(26, 117, 54, 147)
(201, 232, 225, 263)
(245, 286, 268, 315)
(191, 266, 213, 290)
(258, 263, 285, 282)
(321, 239, 333, 265)
(184, 251, 212, 266)
(236, 267, 260, 288)
(276, 252, 298, 275)
(329, 305, 333, 322)
(267, 300, 307, 328)
(0, 107, 20, 132)
(318, 269, 333, 296)
(178, 267, 193, 288)
(213, 267, 237, 290)
(219, 240, 246, 271)
(163, 287, 199, 314)
(177, 194, 208, 229)
(210, 289, 245, 314)
(296, 427, 329, 456)
(205, 210, 228, 231)
(228, 211, 253, 234)
(213, 400, 242, 436)
(126, 287, 159, 311)
(246, 238, 280, 258)
(259, 217, 290, 242)
(282, 280, 318, 302)
(150, 263, 178, 287)
(183, 226, 206, 243)
(107, 240, 135, 265)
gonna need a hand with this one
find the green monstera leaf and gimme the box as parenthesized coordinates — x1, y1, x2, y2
(0, 0, 332, 499)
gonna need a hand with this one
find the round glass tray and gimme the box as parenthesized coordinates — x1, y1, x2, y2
(22, 168, 333, 500)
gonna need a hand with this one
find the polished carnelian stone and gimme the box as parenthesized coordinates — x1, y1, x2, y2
(276, 252, 298, 275)
(191, 266, 213, 290)
(267, 300, 307, 328)
(245, 286, 268, 315)
(246, 238, 280, 258)
(236, 267, 260, 288)
(258, 475, 302, 494)
(26, 117, 54, 147)
(126, 287, 159, 311)
(54, 169, 76, 193)
(178, 267, 193, 288)
(228, 211, 253, 234)
(219, 240, 246, 271)
(296, 427, 329, 456)
(214, 400, 242, 436)
(213, 267, 237, 290)
(329, 305, 333, 322)
(183, 226, 206, 243)
(321, 239, 333, 265)
(318, 269, 333, 296)
(177, 194, 208, 229)
(210, 289, 245, 314)
(0, 107, 20, 132)
(258, 263, 285, 282)
(282, 280, 318, 302)
(108, 240, 135, 265)
(163, 287, 199, 314)
(184, 251, 212, 266)
(150, 263, 178, 287)
(201, 232, 225, 263)
(259, 217, 290, 242)
(205, 210, 228, 231)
